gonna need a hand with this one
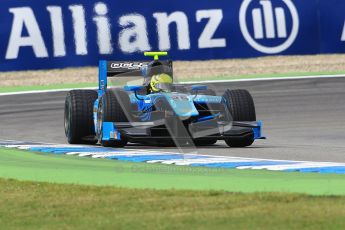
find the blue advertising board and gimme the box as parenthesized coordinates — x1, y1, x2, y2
(0, 0, 343, 71)
(319, 0, 345, 54)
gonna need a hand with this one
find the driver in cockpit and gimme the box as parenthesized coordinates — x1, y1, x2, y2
(142, 61, 173, 94)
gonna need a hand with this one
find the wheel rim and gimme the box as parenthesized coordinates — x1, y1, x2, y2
(97, 100, 104, 141)
(64, 99, 71, 136)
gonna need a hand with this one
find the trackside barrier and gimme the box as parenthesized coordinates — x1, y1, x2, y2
(0, 0, 344, 71)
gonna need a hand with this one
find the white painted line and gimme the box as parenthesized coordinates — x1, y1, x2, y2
(66, 151, 117, 156)
(78, 152, 104, 157)
(122, 149, 175, 155)
(182, 74, 345, 84)
(4, 145, 60, 149)
(15, 145, 86, 150)
(0, 139, 89, 146)
(77, 151, 138, 157)
(0, 87, 96, 96)
(91, 152, 178, 158)
(3, 145, 25, 148)
(155, 157, 258, 166)
(89, 151, 157, 158)
(66, 152, 84, 155)
(238, 162, 345, 170)
(1, 74, 345, 96)
(65, 151, 182, 158)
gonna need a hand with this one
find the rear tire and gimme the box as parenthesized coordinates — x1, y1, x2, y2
(64, 90, 97, 144)
(222, 89, 256, 147)
(98, 89, 129, 147)
(103, 89, 130, 122)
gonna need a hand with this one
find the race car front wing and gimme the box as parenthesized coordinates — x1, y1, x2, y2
(101, 119, 265, 143)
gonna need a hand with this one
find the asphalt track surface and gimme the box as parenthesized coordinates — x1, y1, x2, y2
(1, 77, 344, 163)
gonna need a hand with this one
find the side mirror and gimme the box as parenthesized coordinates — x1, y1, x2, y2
(191, 85, 207, 91)
(124, 85, 145, 92)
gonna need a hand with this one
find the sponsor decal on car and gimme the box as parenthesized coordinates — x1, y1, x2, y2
(110, 62, 145, 70)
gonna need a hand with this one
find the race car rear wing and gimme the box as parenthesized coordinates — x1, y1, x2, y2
(98, 60, 173, 96)
(100, 60, 173, 77)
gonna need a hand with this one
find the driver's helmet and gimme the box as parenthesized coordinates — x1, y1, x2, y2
(150, 73, 173, 93)
(142, 60, 172, 86)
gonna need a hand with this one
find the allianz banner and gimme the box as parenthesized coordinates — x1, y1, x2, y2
(0, 0, 343, 71)
(319, 0, 345, 53)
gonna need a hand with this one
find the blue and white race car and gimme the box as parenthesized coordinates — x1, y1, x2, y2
(64, 52, 264, 147)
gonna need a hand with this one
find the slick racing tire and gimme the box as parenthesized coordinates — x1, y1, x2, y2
(223, 89, 256, 147)
(98, 89, 129, 147)
(64, 90, 97, 144)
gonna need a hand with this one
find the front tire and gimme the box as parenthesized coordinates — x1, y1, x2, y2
(98, 89, 129, 147)
(223, 89, 256, 147)
(64, 90, 97, 144)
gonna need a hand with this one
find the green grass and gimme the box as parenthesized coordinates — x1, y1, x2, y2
(1, 147, 345, 195)
(0, 178, 345, 230)
(1, 71, 345, 94)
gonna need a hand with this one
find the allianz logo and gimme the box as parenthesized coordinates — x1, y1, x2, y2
(240, 0, 299, 54)
(251, 0, 288, 39)
(4, 2, 226, 60)
(340, 22, 345, 42)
